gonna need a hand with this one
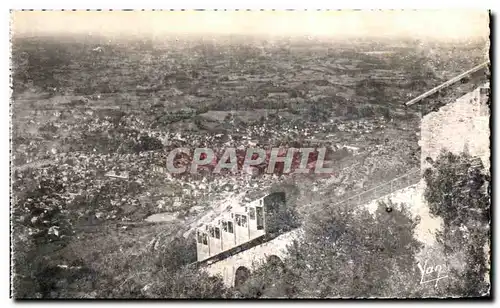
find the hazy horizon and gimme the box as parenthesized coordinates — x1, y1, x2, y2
(11, 10, 490, 41)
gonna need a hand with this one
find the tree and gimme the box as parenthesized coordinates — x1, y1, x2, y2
(153, 236, 197, 273)
(295, 201, 422, 298)
(154, 268, 229, 299)
(134, 135, 163, 152)
(423, 151, 490, 297)
(264, 187, 301, 237)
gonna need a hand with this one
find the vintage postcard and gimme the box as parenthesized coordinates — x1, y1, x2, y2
(9, 10, 491, 299)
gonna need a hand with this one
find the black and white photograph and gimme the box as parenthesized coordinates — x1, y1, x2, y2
(9, 9, 491, 299)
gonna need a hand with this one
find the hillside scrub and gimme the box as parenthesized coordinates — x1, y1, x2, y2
(237, 201, 423, 298)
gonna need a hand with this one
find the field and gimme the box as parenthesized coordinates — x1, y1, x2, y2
(10, 34, 489, 298)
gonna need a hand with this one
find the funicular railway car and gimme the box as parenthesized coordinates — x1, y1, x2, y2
(196, 192, 287, 264)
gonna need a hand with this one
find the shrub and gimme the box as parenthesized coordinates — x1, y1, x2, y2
(358, 104, 376, 118)
(133, 135, 163, 152)
(376, 106, 392, 121)
(145, 268, 229, 299)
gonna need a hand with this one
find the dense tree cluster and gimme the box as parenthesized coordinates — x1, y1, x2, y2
(423, 151, 490, 297)
(236, 201, 423, 298)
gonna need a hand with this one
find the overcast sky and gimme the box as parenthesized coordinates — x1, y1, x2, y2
(12, 10, 490, 40)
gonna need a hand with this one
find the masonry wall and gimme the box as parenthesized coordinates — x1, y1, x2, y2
(420, 83, 490, 172)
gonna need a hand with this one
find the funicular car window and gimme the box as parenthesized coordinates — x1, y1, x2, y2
(202, 233, 208, 245)
(209, 226, 215, 238)
(215, 227, 221, 239)
(222, 221, 228, 232)
(197, 231, 203, 243)
(227, 221, 234, 233)
(249, 207, 256, 220)
(256, 207, 264, 230)
(241, 215, 247, 227)
(235, 214, 242, 226)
